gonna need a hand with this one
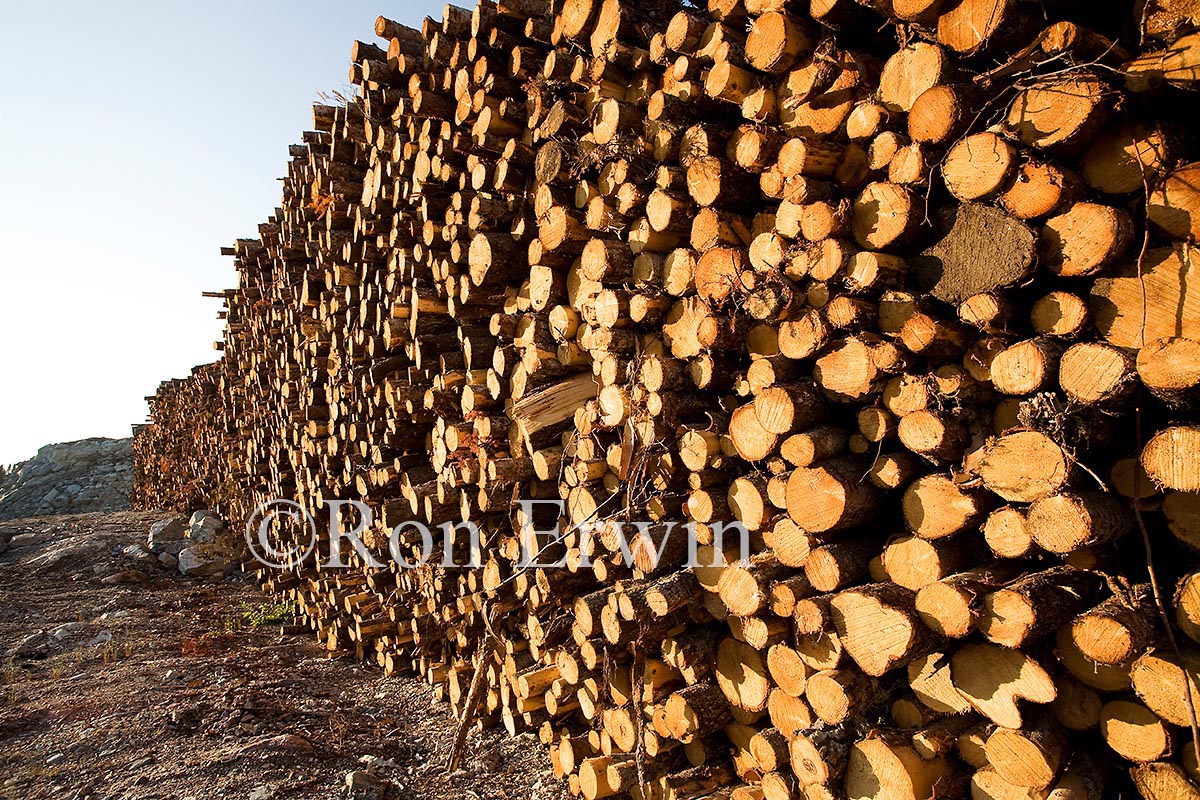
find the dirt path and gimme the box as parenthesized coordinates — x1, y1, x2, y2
(0, 512, 563, 800)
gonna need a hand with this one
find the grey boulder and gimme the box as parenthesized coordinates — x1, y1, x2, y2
(187, 511, 226, 544)
(147, 516, 187, 553)
(178, 547, 228, 577)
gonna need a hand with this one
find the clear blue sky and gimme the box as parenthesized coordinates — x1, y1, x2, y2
(0, 0, 444, 465)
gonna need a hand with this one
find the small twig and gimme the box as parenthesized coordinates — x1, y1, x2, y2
(631, 642, 647, 790)
(1073, 458, 1110, 492)
(974, 27, 1054, 84)
(446, 603, 504, 772)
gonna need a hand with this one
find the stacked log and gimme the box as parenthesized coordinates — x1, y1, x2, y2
(131, 362, 240, 518)
(131, 0, 1200, 797)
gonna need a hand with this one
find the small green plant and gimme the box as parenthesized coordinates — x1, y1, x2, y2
(3, 657, 19, 705)
(229, 601, 295, 630)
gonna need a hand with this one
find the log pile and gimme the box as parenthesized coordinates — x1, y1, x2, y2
(131, 362, 241, 518)
(131, 0, 1200, 797)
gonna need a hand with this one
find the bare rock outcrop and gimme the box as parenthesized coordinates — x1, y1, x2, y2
(0, 438, 133, 521)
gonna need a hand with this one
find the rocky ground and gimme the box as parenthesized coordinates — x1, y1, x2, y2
(0, 439, 133, 521)
(0, 511, 564, 800)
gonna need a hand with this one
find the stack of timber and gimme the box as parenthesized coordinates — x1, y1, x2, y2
(131, 0, 1200, 797)
(132, 362, 241, 519)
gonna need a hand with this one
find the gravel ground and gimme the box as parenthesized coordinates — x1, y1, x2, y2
(0, 511, 565, 800)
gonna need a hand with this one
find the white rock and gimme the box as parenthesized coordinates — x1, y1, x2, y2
(147, 516, 187, 552)
(50, 622, 89, 641)
(177, 547, 228, 577)
(157, 540, 188, 556)
(344, 770, 385, 799)
(10, 531, 51, 549)
(12, 632, 46, 655)
(33, 539, 104, 569)
(121, 544, 151, 560)
(187, 511, 226, 544)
